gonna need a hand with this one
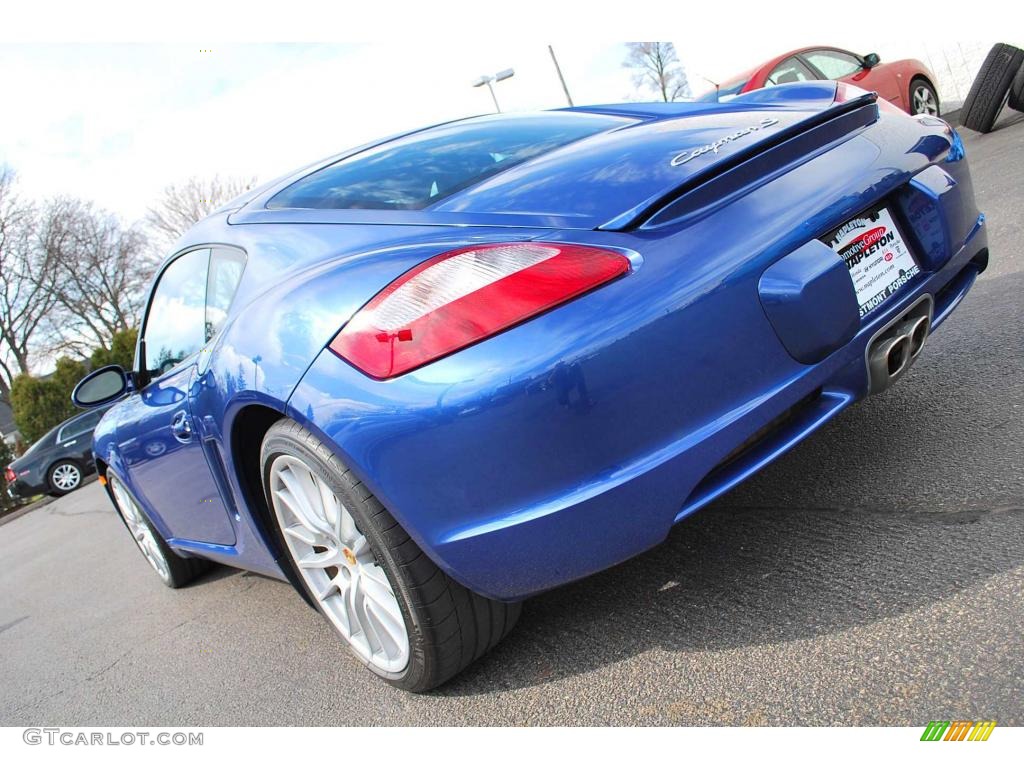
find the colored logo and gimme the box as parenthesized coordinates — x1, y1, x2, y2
(851, 226, 887, 251)
(920, 721, 996, 741)
(884, 252, 894, 262)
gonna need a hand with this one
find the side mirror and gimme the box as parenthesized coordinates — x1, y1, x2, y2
(72, 365, 129, 408)
(862, 53, 880, 69)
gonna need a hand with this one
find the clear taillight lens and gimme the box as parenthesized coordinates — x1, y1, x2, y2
(329, 242, 631, 379)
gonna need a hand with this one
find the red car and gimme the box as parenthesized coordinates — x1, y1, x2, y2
(698, 47, 940, 116)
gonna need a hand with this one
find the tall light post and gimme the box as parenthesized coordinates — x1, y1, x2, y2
(473, 68, 515, 112)
(548, 45, 573, 107)
(695, 73, 721, 101)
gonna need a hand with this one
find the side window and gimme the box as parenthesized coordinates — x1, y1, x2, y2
(57, 409, 104, 442)
(804, 50, 863, 80)
(205, 248, 247, 342)
(143, 248, 210, 375)
(766, 57, 816, 86)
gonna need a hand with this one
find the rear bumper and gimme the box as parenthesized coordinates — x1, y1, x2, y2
(8, 478, 45, 499)
(294, 225, 983, 606)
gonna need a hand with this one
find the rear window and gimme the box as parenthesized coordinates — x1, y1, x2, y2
(266, 113, 628, 211)
(23, 427, 58, 457)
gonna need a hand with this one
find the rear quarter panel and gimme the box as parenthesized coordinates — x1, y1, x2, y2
(288, 112, 979, 599)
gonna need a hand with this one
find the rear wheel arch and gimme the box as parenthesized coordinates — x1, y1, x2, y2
(229, 403, 314, 605)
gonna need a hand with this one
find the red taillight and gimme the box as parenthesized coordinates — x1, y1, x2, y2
(329, 242, 631, 379)
(4, 467, 15, 484)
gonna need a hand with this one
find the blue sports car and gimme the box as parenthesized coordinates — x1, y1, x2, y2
(73, 81, 988, 691)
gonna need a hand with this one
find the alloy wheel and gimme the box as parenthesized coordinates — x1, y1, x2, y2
(268, 454, 410, 673)
(51, 463, 81, 492)
(912, 85, 939, 115)
(109, 475, 171, 582)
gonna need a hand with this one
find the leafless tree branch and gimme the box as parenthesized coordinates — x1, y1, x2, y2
(0, 168, 61, 402)
(146, 175, 257, 248)
(623, 42, 691, 102)
(37, 197, 157, 352)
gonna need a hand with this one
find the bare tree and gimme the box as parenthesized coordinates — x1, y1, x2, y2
(0, 168, 59, 402)
(146, 175, 257, 247)
(623, 42, 691, 102)
(37, 197, 156, 353)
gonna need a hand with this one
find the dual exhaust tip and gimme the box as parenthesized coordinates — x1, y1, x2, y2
(867, 296, 932, 394)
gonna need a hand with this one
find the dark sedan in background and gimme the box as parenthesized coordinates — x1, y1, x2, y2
(5, 406, 110, 497)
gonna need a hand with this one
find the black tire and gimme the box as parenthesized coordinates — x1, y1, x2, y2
(960, 43, 1024, 133)
(105, 473, 212, 589)
(1009, 63, 1024, 113)
(47, 459, 83, 496)
(261, 419, 521, 692)
(908, 77, 940, 116)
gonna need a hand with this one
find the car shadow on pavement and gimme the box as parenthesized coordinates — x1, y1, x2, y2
(188, 564, 237, 588)
(436, 274, 1024, 696)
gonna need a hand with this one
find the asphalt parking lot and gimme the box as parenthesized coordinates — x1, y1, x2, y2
(1, 111, 1022, 727)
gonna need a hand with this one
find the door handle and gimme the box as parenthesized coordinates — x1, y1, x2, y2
(170, 410, 193, 443)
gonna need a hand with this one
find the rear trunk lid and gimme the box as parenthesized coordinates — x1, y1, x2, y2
(433, 82, 880, 229)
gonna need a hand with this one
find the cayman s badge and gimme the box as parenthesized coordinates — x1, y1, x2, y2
(670, 117, 780, 166)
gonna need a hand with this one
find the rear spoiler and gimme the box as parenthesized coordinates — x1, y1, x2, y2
(599, 89, 880, 231)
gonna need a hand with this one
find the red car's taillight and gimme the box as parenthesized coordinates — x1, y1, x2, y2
(4, 466, 16, 484)
(329, 242, 631, 379)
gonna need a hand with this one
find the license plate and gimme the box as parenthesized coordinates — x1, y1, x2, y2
(824, 207, 920, 317)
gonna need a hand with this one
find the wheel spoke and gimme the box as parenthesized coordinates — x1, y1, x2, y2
(350, 534, 370, 558)
(361, 569, 403, 627)
(294, 467, 333, 528)
(333, 575, 354, 634)
(347, 570, 366, 640)
(360, 602, 387, 656)
(275, 483, 332, 541)
(315, 480, 342, 535)
(283, 524, 319, 547)
(315, 577, 338, 601)
(296, 548, 344, 569)
(365, 603, 404, 658)
(268, 452, 410, 672)
(339, 507, 358, 544)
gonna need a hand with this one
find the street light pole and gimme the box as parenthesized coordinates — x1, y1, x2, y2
(473, 68, 515, 113)
(484, 78, 500, 111)
(695, 73, 721, 101)
(548, 45, 574, 107)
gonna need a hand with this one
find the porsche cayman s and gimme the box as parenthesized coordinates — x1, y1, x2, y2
(73, 81, 988, 691)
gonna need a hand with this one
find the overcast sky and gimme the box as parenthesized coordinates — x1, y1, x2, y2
(0, 26, 1000, 224)
(0, 42, 639, 221)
